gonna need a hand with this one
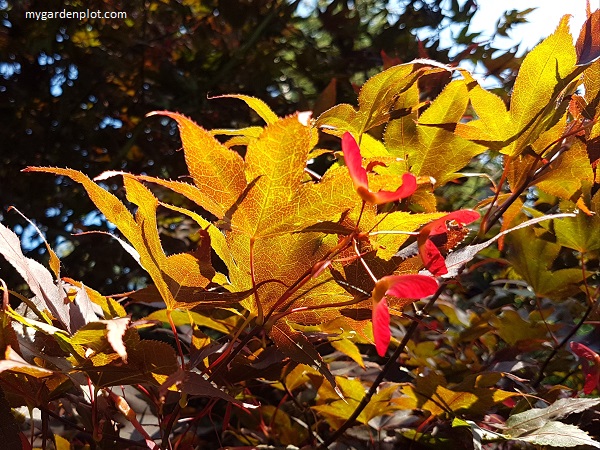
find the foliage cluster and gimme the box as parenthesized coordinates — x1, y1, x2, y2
(0, 0, 527, 292)
(1, 3, 600, 450)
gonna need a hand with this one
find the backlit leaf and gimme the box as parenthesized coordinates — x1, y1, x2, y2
(535, 140, 594, 201)
(210, 94, 279, 125)
(576, 9, 600, 66)
(456, 18, 580, 156)
(316, 63, 428, 136)
(233, 115, 314, 237)
(404, 79, 486, 184)
(146, 111, 246, 217)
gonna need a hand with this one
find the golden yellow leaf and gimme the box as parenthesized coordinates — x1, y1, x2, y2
(387, 79, 485, 185)
(147, 111, 246, 218)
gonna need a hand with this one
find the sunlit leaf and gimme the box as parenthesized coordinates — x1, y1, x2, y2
(146, 111, 246, 217)
(330, 338, 365, 369)
(503, 397, 600, 447)
(316, 63, 429, 136)
(456, 17, 580, 156)
(576, 9, 600, 66)
(403, 79, 486, 184)
(210, 94, 279, 124)
(0, 347, 54, 378)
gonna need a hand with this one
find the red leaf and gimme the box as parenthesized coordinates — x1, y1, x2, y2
(383, 274, 439, 299)
(570, 341, 600, 394)
(370, 173, 418, 204)
(341, 132, 417, 205)
(373, 297, 390, 357)
(576, 9, 600, 66)
(421, 239, 448, 276)
(417, 210, 479, 276)
(342, 132, 369, 191)
(371, 274, 438, 356)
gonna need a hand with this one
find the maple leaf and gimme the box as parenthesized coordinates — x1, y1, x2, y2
(341, 132, 416, 204)
(454, 17, 587, 157)
(371, 274, 438, 356)
(570, 341, 600, 394)
(386, 79, 487, 185)
(417, 210, 479, 276)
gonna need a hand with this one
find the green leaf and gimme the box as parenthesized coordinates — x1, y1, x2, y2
(507, 226, 584, 299)
(491, 309, 560, 346)
(555, 193, 600, 252)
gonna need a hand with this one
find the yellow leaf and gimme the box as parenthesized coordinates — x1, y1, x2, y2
(388, 79, 486, 185)
(146, 309, 231, 334)
(147, 111, 246, 217)
(283, 364, 320, 392)
(330, 338, 365, 369)
(370, 211, 447, 260)
(316, 63, 434, 136)
(61, 278, 127, 319)
(233, 115, 314, 237)
(54, 434, 71, 450)
(210, 94, 279, 124)
(535, 140, 594, 201)
(457, 17, 580, 157)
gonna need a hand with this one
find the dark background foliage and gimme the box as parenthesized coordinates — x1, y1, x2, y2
(0, 0, 524, 293)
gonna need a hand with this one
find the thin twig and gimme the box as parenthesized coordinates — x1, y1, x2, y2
(532, 259, 597, 388)
(317, 282, 447, 449)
